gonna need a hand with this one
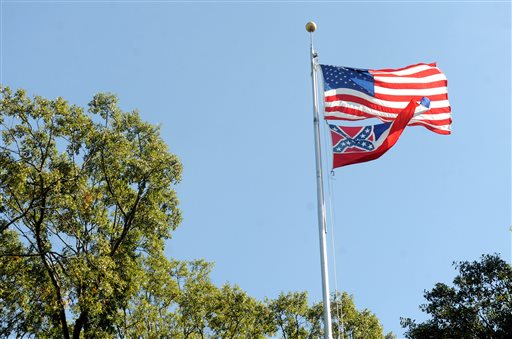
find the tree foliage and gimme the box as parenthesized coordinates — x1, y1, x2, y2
(401, 254, 512, 339)
(269, 291, 385, 339)
(0, 87, 391, 338)
(0, 87, 183, 338)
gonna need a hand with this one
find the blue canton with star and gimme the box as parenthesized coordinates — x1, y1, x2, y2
(320, 64, 375, 96)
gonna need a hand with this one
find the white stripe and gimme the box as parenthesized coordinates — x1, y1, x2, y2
(412, 112, 452, 121)
(325, 110, 451, 132)
(325, 96, 450, 110)
(374, 73, 447, 84)
(427, 100, 450, 109)
(325, 111, 386, 120)
(324, 111, 368, 120)
(325, 101, 398, 119)
(371, 64, 438, 76)
(375, 86, 448, 96)
(325, 88, 387, 104)
(324, 99, 445, 119)
(409, 119, 452, 131)
(414, 105, 430, 117)
(324, 88, 402, 109)
(324, 101, 451, 121)
(325, 98, 407, 110)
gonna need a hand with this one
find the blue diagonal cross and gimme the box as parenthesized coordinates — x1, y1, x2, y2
(330, 125, 376, 153)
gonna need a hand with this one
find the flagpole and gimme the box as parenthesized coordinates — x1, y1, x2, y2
(306, 21, 333, 339)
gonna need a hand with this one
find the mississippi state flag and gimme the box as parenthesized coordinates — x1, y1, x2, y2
(320, 63, 451, 135)
(330, 100, 418, 168)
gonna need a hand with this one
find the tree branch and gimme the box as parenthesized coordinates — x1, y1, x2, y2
(33, 171, 70, 339)
(110, 180, 146, 256)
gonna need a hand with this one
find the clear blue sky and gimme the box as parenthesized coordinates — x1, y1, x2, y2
(2, 1, 511, 337)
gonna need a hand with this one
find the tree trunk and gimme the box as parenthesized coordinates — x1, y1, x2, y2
(73, 311, 88, 339)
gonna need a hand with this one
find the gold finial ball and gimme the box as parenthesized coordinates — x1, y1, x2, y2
(305, 21, 317, 33)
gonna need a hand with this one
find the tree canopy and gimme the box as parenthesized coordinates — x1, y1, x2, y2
(401, 254, 512, 339)
(0, 87, 183, 337)
(269, 291, 389, 339)
(0, 87, 391, 338)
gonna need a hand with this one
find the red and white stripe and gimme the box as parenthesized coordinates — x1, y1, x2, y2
(323, 62, 452, 135)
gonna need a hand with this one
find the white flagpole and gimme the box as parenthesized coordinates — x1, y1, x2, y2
(306, 21, 333, 339)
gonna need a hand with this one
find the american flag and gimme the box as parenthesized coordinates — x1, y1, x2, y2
(320, 63, 451, 135)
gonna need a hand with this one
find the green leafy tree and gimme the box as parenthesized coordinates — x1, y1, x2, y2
(268, 291, 321, 338)
(269, 291, 388, 339)
(401, 254, 512, 339)
(333, 292, 385, 339)
(115, 258, 273, 339)
(208, 284, 274, 338)
(0, 87, 182, 338)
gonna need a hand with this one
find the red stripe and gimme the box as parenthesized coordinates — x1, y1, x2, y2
(374, 80, 448, 90)
(429, 107, 452, 114)
(373, 93, 449, 102)
(382, 115, 452, 127)
(324, 94, 345, 102)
